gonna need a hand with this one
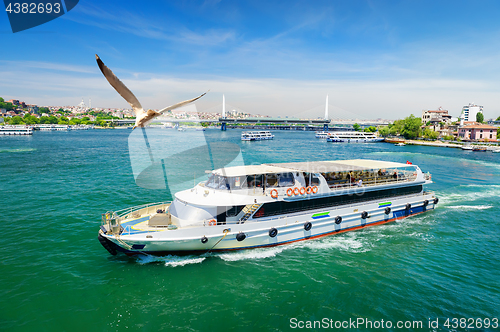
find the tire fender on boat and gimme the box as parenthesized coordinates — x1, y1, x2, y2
(434, 197, 439, 204)
(405, 203, 411, 210)
(236, 233, 246, 242)
(361, 211, 368, 219)
(201, 236, 208, 244)
(269, 228, 278, 238)
(335, 216, 342, 224)
(384, 207, 391, 215)
(304, 222, 312, 231)
(423, 200, 429, 206)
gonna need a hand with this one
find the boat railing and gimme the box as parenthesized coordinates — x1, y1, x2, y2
(113, 201, 172, 221)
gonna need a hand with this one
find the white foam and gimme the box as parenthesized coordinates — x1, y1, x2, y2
(297, 235, 369, 252)
(0, 147, 36, 153)
(136, 254, 206, 267)
(217, 246, 288, 261)
(440, 189, 500, 204)
(446, 205, 493, 210)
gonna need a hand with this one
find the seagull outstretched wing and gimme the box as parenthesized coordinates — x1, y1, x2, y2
(95, 54, 144, 116)
(158, 91, 208, 113)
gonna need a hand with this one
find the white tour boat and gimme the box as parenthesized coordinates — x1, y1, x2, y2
(241, 131, 275, 141)
(98, 159, 437, 256)
(327, 131, 384, 143)
(0, 125, 33, 135)
(315, 131, 330, 139)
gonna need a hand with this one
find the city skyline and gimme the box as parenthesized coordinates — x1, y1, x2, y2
(2, 1, 500, 120)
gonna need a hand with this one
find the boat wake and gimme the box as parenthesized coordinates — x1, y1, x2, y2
(445, 205, 493, 211)
(439, 186, 500, 204)
(136, 254, 206, 267)
(0, 148, 36, 153)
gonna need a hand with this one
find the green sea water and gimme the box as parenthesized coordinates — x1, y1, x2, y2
(1, 129, 499, 331)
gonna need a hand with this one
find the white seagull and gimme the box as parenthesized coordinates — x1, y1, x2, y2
(95, 54, 207, 129)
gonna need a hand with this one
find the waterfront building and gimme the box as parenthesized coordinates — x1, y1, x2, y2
(421, 107, 452, 124)
(460, 103, 483, 122)
(458, 123, 497, 141)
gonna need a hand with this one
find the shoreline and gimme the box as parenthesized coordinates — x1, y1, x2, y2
(386, 139, 499, 149)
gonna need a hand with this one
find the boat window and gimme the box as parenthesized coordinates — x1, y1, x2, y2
(226, 205, 245, 217)
(218, 176, 229, 190)
(205, 174, 217, 188)
(311, 173, 321, 186)
(265, 174, 279, 187)
(247, 174, 263, 188)
(278, 173, 294, 187)
(229, 176, 248, 189)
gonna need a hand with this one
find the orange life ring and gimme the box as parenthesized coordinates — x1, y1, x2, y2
(286, 188, 294, 196)
(311, 186, 318, 194)
(299, 187, 306, 195)
(293, 187, 300, 195)
(270, 189, 278, 198)
(208, 219, 216, 226)
(306, 186, 312, 194)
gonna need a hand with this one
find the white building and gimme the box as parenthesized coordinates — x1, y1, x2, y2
(460, 103, 483, 122)
(421, 107, 452, 124)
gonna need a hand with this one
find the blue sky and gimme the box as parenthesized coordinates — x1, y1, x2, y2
(2, 0, 500, 119)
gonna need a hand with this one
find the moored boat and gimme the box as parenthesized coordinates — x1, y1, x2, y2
(0, 125, 33, 135)
(98, 159, 437, 256)
(327, 131, 384, 143)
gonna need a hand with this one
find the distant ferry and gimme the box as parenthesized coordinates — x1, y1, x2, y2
(327, 131, 384, 143)
(98, 159, 437, 256)
(315, 131, 330, 139)
(0, 125, 33, 135)
(241, 131, 274, 141)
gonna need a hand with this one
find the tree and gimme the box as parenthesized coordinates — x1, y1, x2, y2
(364, 126, 376, 133)
(58, 116, 69, 125)
(423, 128, 438, 140)
(496, 116, 500, 121)
(10, 116, 24, 125)
(443, 135, 454, 141)
(39, 107, 49, 114)
(23, 114, 39, 125)
(48, 115, 58, 124)
(476, 112, 484, 123)
(378, 126, 390, 137)
(401, 114, 422, 139)
(353, 123, 361, 131)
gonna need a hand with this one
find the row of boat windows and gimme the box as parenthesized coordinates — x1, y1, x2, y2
(205, 168, 408, 190)
(252, 185, 423, 218)
(205, 173, 297, 189)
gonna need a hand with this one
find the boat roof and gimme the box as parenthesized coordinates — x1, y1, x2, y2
(212, 159, 412, 177)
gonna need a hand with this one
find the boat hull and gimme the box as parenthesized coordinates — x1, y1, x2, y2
(99, 192, 436, 256)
